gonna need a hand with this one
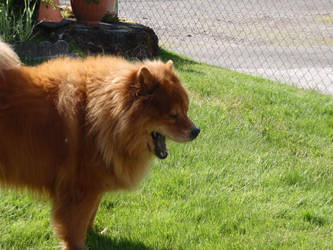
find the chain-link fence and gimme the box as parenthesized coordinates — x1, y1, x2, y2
(118, 0, 333, 95)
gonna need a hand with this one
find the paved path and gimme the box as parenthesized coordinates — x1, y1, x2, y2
(62, 0, 333, 94)
(119, 0, 333, 94)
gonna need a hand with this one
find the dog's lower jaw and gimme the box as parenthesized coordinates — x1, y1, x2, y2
(151, 132, 168, 159)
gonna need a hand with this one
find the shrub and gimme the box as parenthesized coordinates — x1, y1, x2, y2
(0, 0, 39, 43)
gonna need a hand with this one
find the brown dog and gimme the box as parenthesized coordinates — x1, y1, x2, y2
(0, 40, 199, 250)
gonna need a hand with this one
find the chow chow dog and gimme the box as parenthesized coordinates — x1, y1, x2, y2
(0, 40, 199, 250)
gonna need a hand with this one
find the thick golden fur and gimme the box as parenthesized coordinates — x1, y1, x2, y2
(0, 40, 198, 250)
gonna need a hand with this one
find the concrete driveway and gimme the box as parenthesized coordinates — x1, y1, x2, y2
(61, 0, 333, 94)
(119, 0, 333, 94)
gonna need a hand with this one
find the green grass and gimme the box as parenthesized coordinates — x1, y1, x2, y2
(1, 50, 333, 249)
(0, 0, 38, 44)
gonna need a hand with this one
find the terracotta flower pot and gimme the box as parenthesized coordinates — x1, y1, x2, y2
(70, 0, 109, 24)
(106, 0, 118, 15)
(38, 0, 63, 23)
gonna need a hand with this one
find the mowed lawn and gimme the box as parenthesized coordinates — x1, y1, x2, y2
(1, 50, 333, 249)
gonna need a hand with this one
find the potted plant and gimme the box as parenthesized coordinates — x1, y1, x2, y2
(70, 0, 109, 24)
(38, 0, 62, 23)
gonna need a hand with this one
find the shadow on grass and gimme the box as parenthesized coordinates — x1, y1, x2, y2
(86, 230, 153, 250)
(159, 48, 199, 69)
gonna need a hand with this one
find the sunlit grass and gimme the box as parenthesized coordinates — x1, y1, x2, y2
(1, 50, 333, 249)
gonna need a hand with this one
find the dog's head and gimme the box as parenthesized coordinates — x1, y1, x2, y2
(133, 60, 200, 159)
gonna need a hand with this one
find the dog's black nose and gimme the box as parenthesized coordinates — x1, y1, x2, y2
(190, 127, 200, 140)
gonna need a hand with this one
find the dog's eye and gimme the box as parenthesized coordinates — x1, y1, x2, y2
(169, 114, 178, 120)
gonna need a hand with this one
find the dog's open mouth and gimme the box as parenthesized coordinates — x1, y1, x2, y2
(151, 132, 168, 159)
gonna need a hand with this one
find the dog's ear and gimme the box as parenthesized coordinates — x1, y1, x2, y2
(166, 60, 173, 70)
(138, 66, 153, 85)
(136, 66, 157, 97)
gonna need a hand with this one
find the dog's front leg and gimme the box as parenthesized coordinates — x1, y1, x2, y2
(51, 191, 101, 250)
(87, 193, 103, 230)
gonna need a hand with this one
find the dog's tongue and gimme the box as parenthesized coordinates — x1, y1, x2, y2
(151, 132, 168, 159)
